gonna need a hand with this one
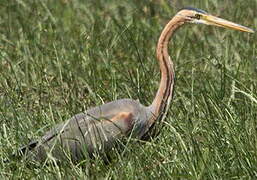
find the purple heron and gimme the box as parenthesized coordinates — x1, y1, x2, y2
(18, 7, 254, 162)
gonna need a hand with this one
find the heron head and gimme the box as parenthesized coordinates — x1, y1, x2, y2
(178, 7, 254, 33)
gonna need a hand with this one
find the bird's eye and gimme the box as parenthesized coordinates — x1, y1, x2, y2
(195, 14, 201, 20)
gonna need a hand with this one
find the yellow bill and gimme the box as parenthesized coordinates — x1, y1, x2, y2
(202, 14, 254, 33)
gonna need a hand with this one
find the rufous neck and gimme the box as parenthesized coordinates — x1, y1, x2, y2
(150, 15, 185, 123)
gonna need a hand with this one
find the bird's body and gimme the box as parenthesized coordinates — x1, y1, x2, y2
(17, 7, 254, 163)
(27, 99, 151, 161)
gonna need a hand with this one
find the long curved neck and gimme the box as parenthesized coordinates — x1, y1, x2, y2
(149, 15, 185, 125)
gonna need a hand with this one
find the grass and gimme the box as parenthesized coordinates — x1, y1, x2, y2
(0, 0, 257, 179)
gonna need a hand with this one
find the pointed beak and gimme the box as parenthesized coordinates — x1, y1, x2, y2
(202, 14, 254, 33)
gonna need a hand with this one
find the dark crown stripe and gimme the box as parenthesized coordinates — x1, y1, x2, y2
(180, 7, 207, 14)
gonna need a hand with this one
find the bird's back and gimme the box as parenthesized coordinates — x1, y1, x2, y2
(25, 99, 151, 162)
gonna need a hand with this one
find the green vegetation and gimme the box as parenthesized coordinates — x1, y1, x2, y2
(1, 0, 257, 179)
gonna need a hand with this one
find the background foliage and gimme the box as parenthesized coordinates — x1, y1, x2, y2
(0, 0, 257, 179)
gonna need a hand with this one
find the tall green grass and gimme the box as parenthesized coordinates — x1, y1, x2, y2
(0, 0, 256, 179)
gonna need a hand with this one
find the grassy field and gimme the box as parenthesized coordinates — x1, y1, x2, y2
(1, 0, 257, 179)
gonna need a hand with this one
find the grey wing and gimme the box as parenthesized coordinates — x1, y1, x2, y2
(32, 99, 148, 161)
